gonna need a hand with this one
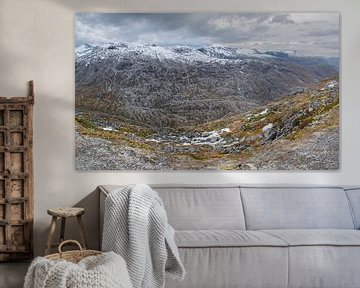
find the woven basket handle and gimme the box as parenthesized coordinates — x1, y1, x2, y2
(58, 240, 83, 255)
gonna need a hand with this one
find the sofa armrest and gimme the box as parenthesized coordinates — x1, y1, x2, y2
(99, 186, 109, 250)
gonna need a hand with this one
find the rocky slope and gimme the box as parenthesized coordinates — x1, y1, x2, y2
(75, 79, 339, 170)
(75, 42, 338, 129)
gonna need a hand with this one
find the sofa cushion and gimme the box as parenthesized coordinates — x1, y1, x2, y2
(287, 246, 360, 288)
(165, 246, 289, 288)
(261, 230, 360, 288)
(262, 229, 360, 246)
(175, 230, 288, 248)
(241, 187, 355, 230)
(154, 186, 246, 230)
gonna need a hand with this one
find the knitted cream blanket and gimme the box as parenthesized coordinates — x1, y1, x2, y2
(102, 184, 185, 288)
(24, 251, 133, 288)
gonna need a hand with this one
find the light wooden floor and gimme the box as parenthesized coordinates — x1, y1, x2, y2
(0, 261, 30, 288)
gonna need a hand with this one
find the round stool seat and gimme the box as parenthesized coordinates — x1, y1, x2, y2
(47, 207, 85, 218)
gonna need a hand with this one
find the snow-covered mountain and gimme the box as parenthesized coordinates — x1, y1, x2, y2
(75, 42, 338, 128)
(75, 42, 280, 64)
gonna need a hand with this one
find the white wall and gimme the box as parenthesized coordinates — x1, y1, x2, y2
(0, 0, 359, 256)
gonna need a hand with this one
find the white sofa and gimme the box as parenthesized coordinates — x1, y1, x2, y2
(99, 185, 360, 288)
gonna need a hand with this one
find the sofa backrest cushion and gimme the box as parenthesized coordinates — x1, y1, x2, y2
(154, 186, 246, 230)
(345, 188, 360, 229)
(240, 187, 355, 230)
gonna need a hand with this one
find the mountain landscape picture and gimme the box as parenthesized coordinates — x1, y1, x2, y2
(75, 13, 339, 170)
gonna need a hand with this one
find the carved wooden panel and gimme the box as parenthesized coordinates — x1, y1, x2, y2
(0, 81, 34, 261)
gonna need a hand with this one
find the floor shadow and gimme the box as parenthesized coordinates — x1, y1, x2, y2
(0, 260, 31, 288)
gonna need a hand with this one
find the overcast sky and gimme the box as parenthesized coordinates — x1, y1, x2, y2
(75, 13, 339, 57)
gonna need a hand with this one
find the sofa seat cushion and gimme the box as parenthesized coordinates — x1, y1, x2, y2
(260, 230, 360, 288)
(175, 230, 288, 248)
(262, 229, 360, 246)
(166, 246, 289, 288)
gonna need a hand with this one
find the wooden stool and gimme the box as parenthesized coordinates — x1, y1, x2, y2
(45, 207, 87, 255)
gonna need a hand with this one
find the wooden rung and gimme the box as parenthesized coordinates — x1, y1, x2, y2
(0, 244, 28, 252)
(0, 220, 26, 225)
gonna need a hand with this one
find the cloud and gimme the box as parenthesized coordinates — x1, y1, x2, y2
(301, 27, 339, 37)
(271, 14, 295, 24)
(75, 13, 339, 57)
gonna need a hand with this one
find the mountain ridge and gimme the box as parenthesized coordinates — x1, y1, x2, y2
(75, 42, 338, 129)
(76, 42, 334, 63)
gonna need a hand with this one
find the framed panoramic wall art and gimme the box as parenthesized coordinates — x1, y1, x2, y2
(75, 13, 339, 170)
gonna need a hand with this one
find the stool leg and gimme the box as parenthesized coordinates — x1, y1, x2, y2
(60, 217, 66, 243)
(45, 216, 57, 255)
(77, 215, 87, 249)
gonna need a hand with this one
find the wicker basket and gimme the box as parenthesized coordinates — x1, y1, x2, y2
(45, 240, 102, 263)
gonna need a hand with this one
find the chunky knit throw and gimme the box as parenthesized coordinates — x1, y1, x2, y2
(24, 251, 132, 288)
(102, 184, 185, 288)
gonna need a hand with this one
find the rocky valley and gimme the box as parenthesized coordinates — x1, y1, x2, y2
(75, 42, 339, 170)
